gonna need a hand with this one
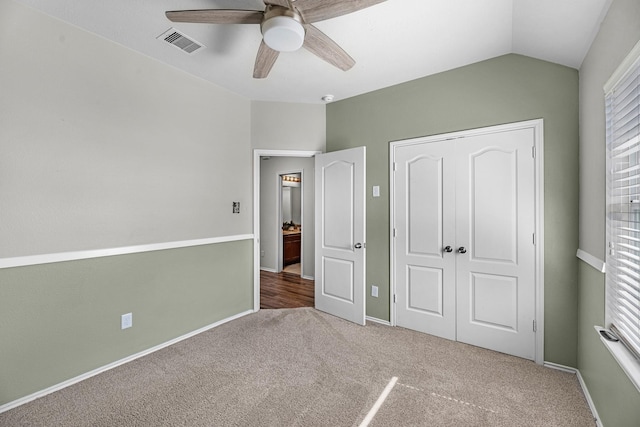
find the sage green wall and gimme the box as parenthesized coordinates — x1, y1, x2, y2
(0, 241, 254, 406)
(327, 54, 579, 366)
(577, 0, 640, 425)
(578, 263, 640, 425)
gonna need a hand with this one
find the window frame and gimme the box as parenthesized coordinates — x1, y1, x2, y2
(603, 39, 640, 394)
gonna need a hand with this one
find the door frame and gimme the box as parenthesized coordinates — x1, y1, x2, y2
(389, 119, 545, 364)
(253, 149, 321, 312)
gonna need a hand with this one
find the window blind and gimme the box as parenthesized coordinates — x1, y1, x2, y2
(606, 53, 640, 360)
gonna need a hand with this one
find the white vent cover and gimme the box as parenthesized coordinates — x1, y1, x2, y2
(157, 28, 204, 54)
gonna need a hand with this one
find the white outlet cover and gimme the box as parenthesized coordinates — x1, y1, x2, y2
(372, 285, 379, 297)
(373, 186, 380, 197)
(121, 313, 133, 329)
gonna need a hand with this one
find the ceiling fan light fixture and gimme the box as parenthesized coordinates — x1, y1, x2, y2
(262, 16, 305, 52)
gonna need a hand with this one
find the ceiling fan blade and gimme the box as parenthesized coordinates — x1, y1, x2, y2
(263, 0, 290, 7)
(254, 41, 280, 78)
(294, 0, 386, 23)
(165, 9, 263, 24)
(303, 24, 355, 71)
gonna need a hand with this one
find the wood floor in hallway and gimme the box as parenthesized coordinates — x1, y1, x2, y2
(260, 269, 314, 309)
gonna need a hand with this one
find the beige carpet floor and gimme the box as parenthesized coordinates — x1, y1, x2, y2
(1, 308, 595, 426)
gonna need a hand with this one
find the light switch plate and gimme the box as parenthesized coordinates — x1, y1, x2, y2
(372, 285, 379, 297)
(121, 313, 132, 330)
(373, 186, 380, 197)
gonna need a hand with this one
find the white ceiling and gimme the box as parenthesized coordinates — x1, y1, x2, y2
(14, 0, 611, 104)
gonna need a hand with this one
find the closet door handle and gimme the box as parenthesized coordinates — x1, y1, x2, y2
(457, 246, 467, 254)
(444, 246, 453, 253)
(354, 243, 363, 249)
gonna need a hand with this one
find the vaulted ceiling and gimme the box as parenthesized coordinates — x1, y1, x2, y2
(14, 0, 611, 103)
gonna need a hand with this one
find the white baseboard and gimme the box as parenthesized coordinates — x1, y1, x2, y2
(544, 361, 602, 427)
(0, 309, 254, 414)
(543, 361, 576, 374)
(302, 274, 314, 280)
(366, 316, 391, 326)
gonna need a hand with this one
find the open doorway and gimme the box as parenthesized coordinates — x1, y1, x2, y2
(253, 150, 320, 311)
(281, 173, 302, 275)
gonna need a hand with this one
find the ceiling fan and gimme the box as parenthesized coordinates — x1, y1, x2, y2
(165, 0, 386, 78)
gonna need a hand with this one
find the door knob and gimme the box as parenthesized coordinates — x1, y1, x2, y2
(457, 246, 467, 254)
(354, 243, 363, 249)
(444, 246, 453, 253)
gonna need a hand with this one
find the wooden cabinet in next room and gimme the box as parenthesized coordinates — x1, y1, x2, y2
(283, 232, 301, 266)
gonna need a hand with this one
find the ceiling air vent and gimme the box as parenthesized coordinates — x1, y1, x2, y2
(157, 28, 204, 54)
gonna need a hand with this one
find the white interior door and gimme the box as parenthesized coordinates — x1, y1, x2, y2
(455, 129, 536, 360)
(393, 125, 537, 360)
(394, 141, 456, 340)
(315, 147, 366, 325)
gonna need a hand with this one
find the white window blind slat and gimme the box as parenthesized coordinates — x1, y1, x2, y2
(617, 275, 640, 293)
(613, 131, 640, 153)
(619, 242, 640, 252)
(618, 234, 640, 243)
(606, 52, 640, 360)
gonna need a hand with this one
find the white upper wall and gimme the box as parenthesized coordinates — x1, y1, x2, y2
(0, 1, 253, 257)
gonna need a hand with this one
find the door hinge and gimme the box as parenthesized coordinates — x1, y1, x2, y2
(393, 228, 396, 238)
(533, 233, 535, 245)
(533, 320, 537, 332)
(393, 294, 397, 303)
(532, 146, 536, 158)
(393, 162, 397, 172)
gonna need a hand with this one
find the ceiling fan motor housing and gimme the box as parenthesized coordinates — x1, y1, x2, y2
(261, 6, 305, 52)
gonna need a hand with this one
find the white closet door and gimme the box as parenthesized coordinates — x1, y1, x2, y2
(455, 129, 536, 360)
(393, 125, 537, 360)
(394, 141, 456, 339)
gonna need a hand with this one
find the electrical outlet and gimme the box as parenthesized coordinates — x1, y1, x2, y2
(371, 285, 379, 297)
(373, 186, 380, 197)
(121, 313, 132, 330)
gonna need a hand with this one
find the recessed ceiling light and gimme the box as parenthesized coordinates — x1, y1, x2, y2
(321, 94, 334, 102)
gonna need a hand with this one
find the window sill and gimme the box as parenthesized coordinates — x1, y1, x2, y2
(595, 326, 640, 394)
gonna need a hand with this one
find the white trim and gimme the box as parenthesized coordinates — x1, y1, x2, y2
(389, 143, 396, 327)
(0, 234, 254, 270)
(389, 119, 545, 364)
(544, 361, 603, 427)
(577, 249, 606, 273)
(260, 267, 278, 273)
(0, 309, 253, 414)
(543, 361, 577, 374)
(595, 325, 640, 395)
(302, 275, 315, 281)
(366, 316, 392, 326)
(253, 149, 322, 312)
(604, 38, 640, 94)
(577, 370, 604, 427)
(533, 120, 545, 366)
